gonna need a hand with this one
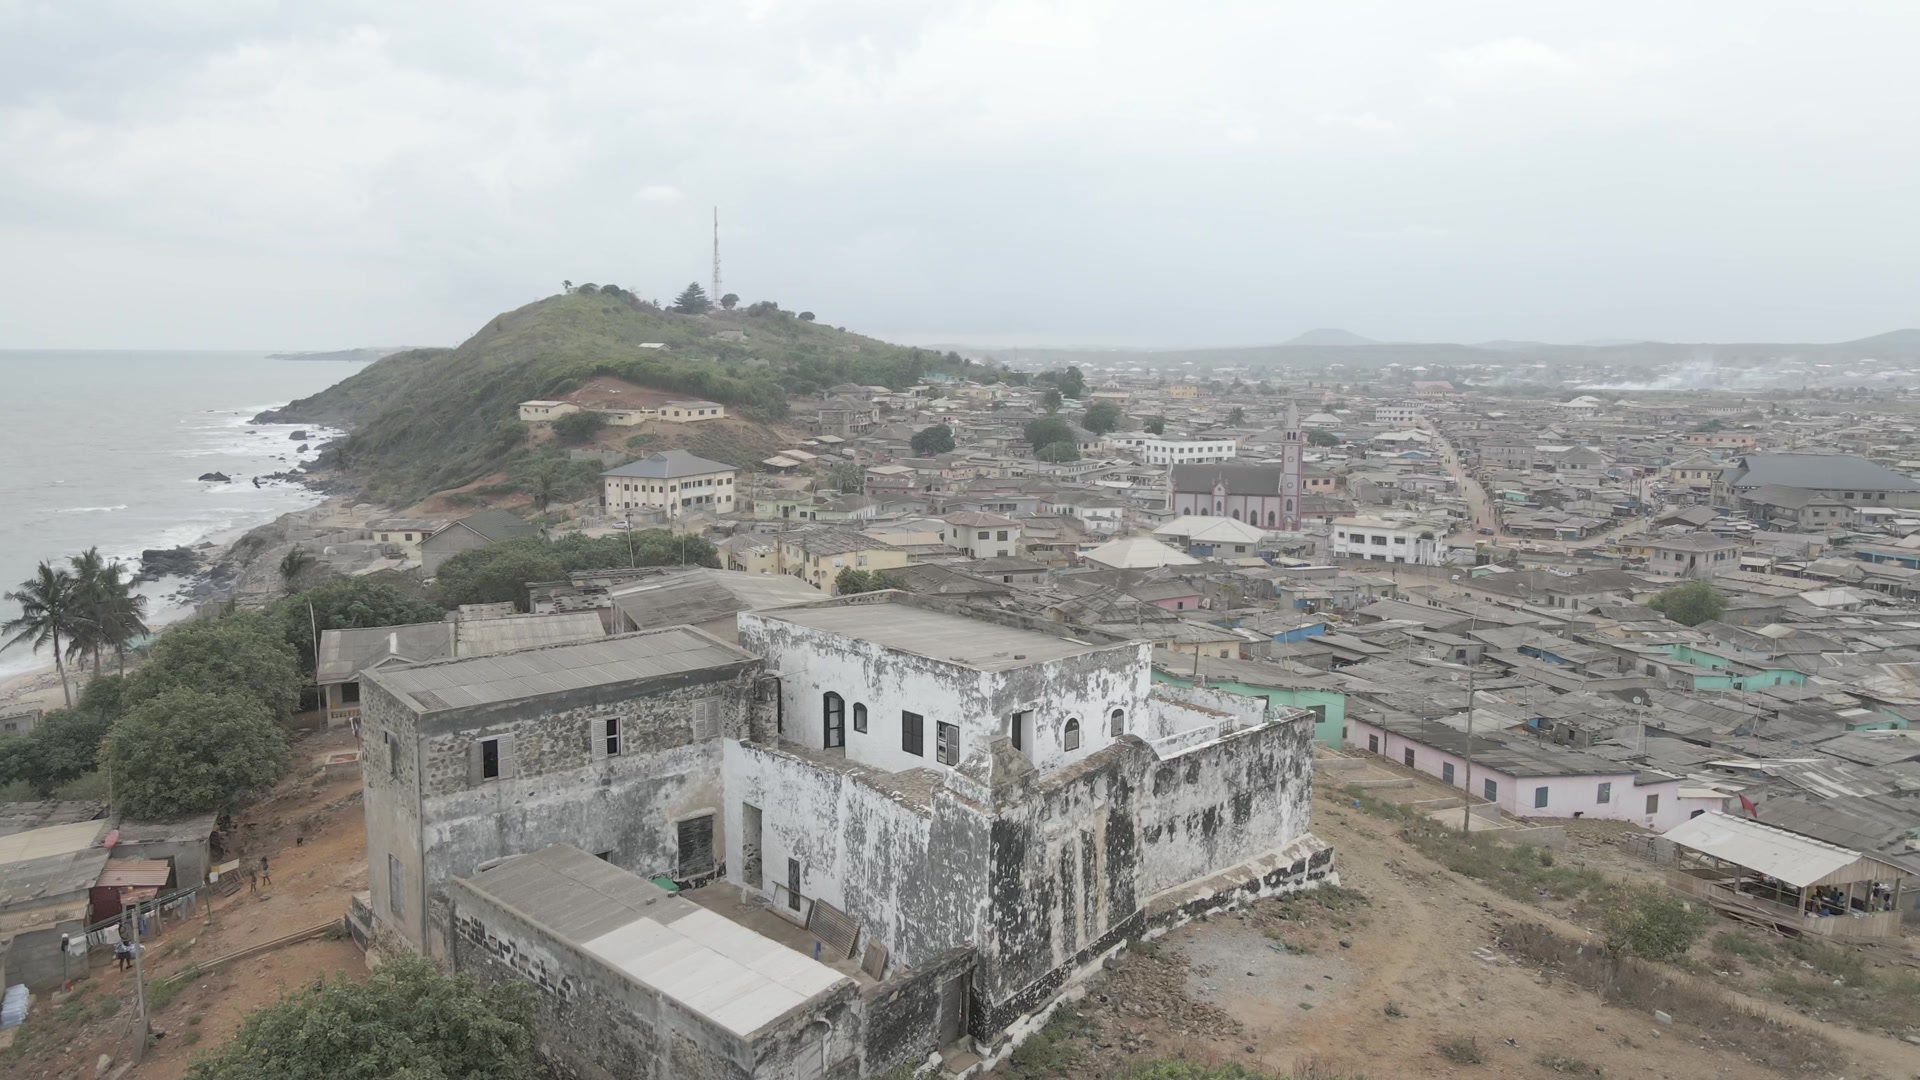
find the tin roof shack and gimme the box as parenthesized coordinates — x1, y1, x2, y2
(358, 627, 763, 957)
(110, 813, 218, 896)
(1664, 812, 1910, 941)
(450, 845, 861, 1080)
(0, 820, 110, 988)
(731, 593, 1330, 1060)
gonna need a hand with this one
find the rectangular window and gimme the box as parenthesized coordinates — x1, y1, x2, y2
(480, 738, 501, 780)
(853, 702, 867, 733)
(902, 711, 924, 756)
(787, 857, 802, 911)
(1484, 778, 1498, 801)
(385, 732, 400, 779)
(388, 854, 404, 916)
(997, 530, 1009, 541)
(936, 722, 960, 765)
(1367, 734, 1379, 753)
(1645, 793, 1660, 815)
(1403, 748, 1415, 767)
(1534, 786, 1549, 808)
(1596, 781, 1612, 804)
(1442, 762, 1455, 784)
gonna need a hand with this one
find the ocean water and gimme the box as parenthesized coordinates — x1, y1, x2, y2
(0, 351, 366, 679)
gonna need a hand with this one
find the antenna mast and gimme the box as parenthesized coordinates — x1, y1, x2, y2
(711, 207, 721, 304)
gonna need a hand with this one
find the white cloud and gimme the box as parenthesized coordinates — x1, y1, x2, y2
(0, 2, 1916, 347)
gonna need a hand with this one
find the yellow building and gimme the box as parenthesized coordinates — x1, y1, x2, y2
(367, 517, 446, 558)
(659, 400, 727, 423)
(776, 529, 910, 592)
(1166, 384, 1200, 400)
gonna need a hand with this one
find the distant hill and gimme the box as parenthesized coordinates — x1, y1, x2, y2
(268, 346, 421, 363)
(261, 290, 981, 503)
(1283, 328, 1374, 347)
(1842, 328, 1920, 348)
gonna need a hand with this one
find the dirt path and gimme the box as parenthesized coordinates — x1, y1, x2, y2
(1004, 778, 1918, 1080)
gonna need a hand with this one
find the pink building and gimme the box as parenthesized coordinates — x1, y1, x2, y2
(1346, 717, 1726, 832)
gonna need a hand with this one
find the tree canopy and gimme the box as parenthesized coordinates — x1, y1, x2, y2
(2, 561, 84, 706)
(672, 282, 711, 314)
(1081, 402, 1122, 435)
(1036, 365, 1087, 399)
(105, 685, 290, 819)
(0, 676, 122, 796)
(834, 568, 906, 595)
(1227, 407, 1245, 425)
(1023, 417, 1075, 451)
(433, 533, 719, 609)
(911, 425, 956, 455)
(1307, 428, 1339, 447)
(1036, 441, 1080, 463)
(125, 611, 304, 725)
(550, 409, 606, 444)
(1143, 416, 1165, 435)
(1647, 581, 1726, 626)
(184, 956, 540, 1080)
(1041, 388, 1063, 414)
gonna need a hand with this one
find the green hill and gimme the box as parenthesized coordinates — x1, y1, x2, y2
(262, 289, 980, 503)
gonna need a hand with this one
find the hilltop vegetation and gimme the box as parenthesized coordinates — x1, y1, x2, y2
(266, 288, 984, 503)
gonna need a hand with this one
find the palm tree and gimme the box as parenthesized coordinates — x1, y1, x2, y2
(2, 562, 84, 706)
(67, 547, 109, 674)
(96, 563, 148, 675)
(279, 547, 316, 593)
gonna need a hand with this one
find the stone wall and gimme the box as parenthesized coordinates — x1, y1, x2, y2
(449, 876, 862, 1080)
(860, 948, 977, 1076)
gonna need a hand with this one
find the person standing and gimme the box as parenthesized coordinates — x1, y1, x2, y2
(259, 854, 271, 888)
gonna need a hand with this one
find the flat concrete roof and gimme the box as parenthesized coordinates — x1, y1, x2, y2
(368, 626, 753, 713)
(459, 846, 850, 1039)
(761, 601, 1117, 671)
(0, 820, 108, 866)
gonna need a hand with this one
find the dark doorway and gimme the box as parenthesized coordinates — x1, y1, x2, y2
(676, 815, 715, 877)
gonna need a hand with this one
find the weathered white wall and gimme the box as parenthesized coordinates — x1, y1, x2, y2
(1135, 716, 1315, 897)
(1151, 683, 1269, 728)
(723, 740, 988, 971)
(738, 612, 1152, 780)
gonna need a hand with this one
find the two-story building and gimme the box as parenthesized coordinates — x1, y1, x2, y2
(1628, 533, 1742, 579)
(776, 528, 910, 592)
(601, 450, 738, 518)
(1328, 515, 1444, 566)
(941, 512, 1022, 559)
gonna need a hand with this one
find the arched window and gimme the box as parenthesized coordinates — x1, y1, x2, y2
(1063, 717, 1081, 751)
(1267, 511, 1277, 526)
(852, 702, 868, 733)
(823, 692, 845, 748)
(1231, 509, 1241, 520)
(1109, 708, 1125, 736)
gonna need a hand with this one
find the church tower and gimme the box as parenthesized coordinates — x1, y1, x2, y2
(1279, 401, 1303, 529)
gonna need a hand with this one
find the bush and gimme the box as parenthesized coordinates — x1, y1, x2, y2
(433, 533, 718, 609)
(1437, 1036, 1482, 1064)
(1601, 884, 1709, 962)
(104, 686, 290, 819)
(549, 409, 606, 444)
(911, 425, 956, 455)
(273, 578, 444, 676)
(1646, 582, 1726, 627)
(185, 955, 540, 1080)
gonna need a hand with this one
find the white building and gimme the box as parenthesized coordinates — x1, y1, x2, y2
(1373, 404, 1420, 425)
(1329, 514, 1444, 565)
(601, 450, 738, 518)
(517, 400, 580, 422)
(659, 400, 726, 423)
(1112, 434, 1240, 466)
(941, 512, 1022, 559)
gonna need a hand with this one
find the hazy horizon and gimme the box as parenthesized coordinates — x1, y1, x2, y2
(5, 3, 1920, 350)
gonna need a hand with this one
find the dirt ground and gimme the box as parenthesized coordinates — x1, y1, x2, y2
(5, 729, 371, 1080)
(994, 756, 1920, 1080)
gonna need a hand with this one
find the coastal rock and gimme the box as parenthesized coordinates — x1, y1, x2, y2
(296, 443, 310, 452)
(196, 471, 231, 482)
(136, 547, 200, 581)
(288, 430, 308, 440)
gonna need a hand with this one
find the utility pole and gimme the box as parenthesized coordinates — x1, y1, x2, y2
(624, 513, 636, 568)
(130, 904, 150, 1058)
(711, 207, 722, 306)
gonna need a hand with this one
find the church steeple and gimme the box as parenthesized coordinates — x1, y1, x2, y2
(1279, 401, 1303, 529)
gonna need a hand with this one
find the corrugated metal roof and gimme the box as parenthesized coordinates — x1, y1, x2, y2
(96, 859, 172, 888)
(368, 626, 752, 712)
(1661, 812, 1893, 887)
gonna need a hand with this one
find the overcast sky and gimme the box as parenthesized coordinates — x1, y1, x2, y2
(3, 2, 1917, 350)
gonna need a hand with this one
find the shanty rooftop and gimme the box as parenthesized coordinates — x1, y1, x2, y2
(457, 846, 851, 1038)
(366, 626, 753, 712)
(758, 598, 1121, 671)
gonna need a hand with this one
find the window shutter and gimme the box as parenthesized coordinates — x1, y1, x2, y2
(591, 717, 607, 758)
(467, 740, 484, 785)
(497, 734, 517, 780)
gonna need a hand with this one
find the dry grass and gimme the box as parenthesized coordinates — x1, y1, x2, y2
(1498, 922, 1840, 1075)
